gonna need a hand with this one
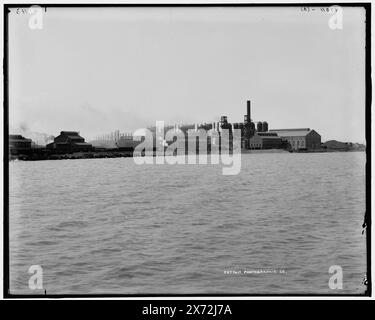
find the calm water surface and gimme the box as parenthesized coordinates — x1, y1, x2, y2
(9, 152, 367, 294)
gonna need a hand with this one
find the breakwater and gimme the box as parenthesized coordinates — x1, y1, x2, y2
(9, 148, 134, 161)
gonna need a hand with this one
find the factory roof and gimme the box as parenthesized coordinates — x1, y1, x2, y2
(269, 128, 312, 137)
(257, 132, 278, 136)
(250, 134, 282, 140)
(10, 134, 23, 139)
(260, 136, 283, 139)
(270, 128, 310, 131)
(74, 142, 92, 146)
(57, 131, 85, 140)
(60, 131, 79, 135)
(67, 135, 85, 140)
(9, 135, 32, 142)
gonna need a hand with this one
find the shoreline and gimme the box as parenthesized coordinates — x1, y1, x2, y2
(9, 148, 365, 161)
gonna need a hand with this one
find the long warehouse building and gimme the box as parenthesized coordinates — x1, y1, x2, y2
(268, 128, 321, 150)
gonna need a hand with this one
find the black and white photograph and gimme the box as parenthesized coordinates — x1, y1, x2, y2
(2, 2, 371, 298)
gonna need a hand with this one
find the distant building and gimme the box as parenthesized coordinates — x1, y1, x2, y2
(47, 131, 92, 152)
(322, 140, 365, 152)
(269, 128, 321, 150)
(9, 134, 32, 153)
(249, 132, 283, 149)
(115, 134, 140, 150)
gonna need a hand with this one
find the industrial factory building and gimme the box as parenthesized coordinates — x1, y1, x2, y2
(47, 131, 92, 152)
(94, 100, 322, 153)
(269, 128, 321, 150)
(115, 134, 140, 150)
(249, 132, 284, 149)
(231, 102, 322, 151)
(9, 134, 32, 153)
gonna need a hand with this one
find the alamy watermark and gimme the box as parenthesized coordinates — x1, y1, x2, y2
(28, 265, 43, 290)
(132, 121, 242, 175)
(328, 265, 343, 290)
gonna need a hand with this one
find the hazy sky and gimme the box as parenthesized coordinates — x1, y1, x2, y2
(8, 6, 366, 142)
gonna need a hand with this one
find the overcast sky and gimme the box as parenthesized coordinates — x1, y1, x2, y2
(8, 6, 366, 142)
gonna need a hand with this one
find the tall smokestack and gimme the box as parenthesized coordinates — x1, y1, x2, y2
(247, 100, 251, 122)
